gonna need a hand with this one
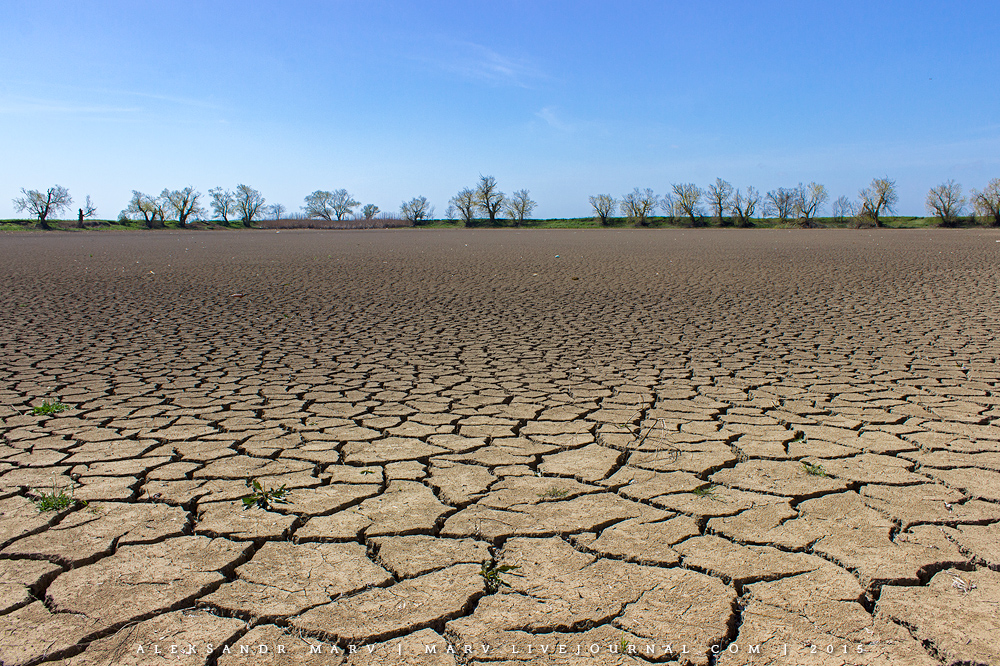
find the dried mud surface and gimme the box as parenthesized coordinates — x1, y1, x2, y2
(1, 228, 998, 665)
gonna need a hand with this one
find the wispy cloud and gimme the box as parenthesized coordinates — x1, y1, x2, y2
(536, 106, 574, 132)
(534, 106, 605, 137)
(118, 90, 222, 110)
(0, 80, 224, 113)
(417, 41, 543, 88)
(0, 96, 140, 114)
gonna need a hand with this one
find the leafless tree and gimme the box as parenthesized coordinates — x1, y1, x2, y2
(234, 184, 265, 227)
(764, 188, 797, 223)
(266, 203, 287, 220)
(13, 185, 72, 230)
(303, 189, 358, 220)
(503, 189, 536, 227)
(621, 188, 658, 226)
(330, 189, 359, 220)
(706, 178, 734, 225)
(76, 195, 98, 228)
(830, 194, 857, 222)
(474, 175, 504, 224)
(82, 195, 97, 218)
(361, 204, 380, 220)
(152, 195, 167, 222)
(303, 190, 335, 220)
(730, 187, 760, 228)
(659, 192, 677, 223)
(401, 196, 433, 225)
(450, 187, 477, 226)
(672, 183, 704, 226)
(831, 195, 855, 221)
(794, 182, 829, 226)
(444, 203, 456, 221)
(925, 180, 966, 227)
(209, 187, 236, 225)
(162, 187, 204, 226)
(589, 194, 617, 226)
(970, 178, 1000, 227)
(124, 190, 164, 228)
(858, 177, 898, 227)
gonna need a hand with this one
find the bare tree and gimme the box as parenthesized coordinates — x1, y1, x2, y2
(672, 183, 704, 226)
(303, 190, 335, 220)
(161, 187, 204, 226)
(621, 188, 658, 226)
(659, 192, 677, 224)
(152, 195, 167, 222)
(970, 178, 1000, 227)
(925, 180, 966, 227)
(764, 188, 797, 223)
(503, 189, 536, 227)
(730, 187, 760, 228)
(401, 196, 433, 225)
(266, 203, 287, 220)
(13, 185, 72, 230)
(444, 203, 456, 221)
(330, 189, 359, 220)
(123, 190, 164, 228)
(361, 204, 380, 220)
(82, 195, 97, 219)
(76, 195, 98, 228)
(234, 184, 265, 227)
(793, 182, 829, 226)
(474, 175, 505, 225)
(858, 177, 898, 228)
(209, 187, 236, 225)
(303, 189, 358, 220)
(831, 195, 855, 222)
(706, 178, 734, 225)
(450, 187, 477, 226)
(589, 194, 617, 226)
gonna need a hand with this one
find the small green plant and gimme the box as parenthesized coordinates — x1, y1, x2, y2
(617, 630, 632, 654)
(539, 487, 568, 499)
(32, 401, 68, 416)
(480, 562, 520, 593)
(691, 484, 717, 498)
(360, 469, 375, 475)
(241, 478, 289, 510)
(33, 480, 84, 512)
(802, 462, 829, 477)
(34, 490, 75, 511)
(789, 431, 806, 443)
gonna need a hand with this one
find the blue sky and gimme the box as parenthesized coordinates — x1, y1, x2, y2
(2, 0, 998, 219)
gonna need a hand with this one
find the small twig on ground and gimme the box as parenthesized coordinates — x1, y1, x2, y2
(951, 574, 976, 594)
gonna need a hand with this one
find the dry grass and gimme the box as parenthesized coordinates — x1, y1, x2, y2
(258, 217, 411, 230)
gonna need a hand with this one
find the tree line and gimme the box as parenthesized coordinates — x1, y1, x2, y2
(10, 176, 1000, 228)
(589, 177, 1000, 228)
(446, 175, 537, 227)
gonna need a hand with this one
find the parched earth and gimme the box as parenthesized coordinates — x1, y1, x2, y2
(0, 228, 998, 666)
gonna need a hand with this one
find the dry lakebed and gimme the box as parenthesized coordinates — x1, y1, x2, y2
(1, 228, 998, 665)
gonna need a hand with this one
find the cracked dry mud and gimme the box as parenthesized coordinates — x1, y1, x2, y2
(0, 228, 998, 666)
